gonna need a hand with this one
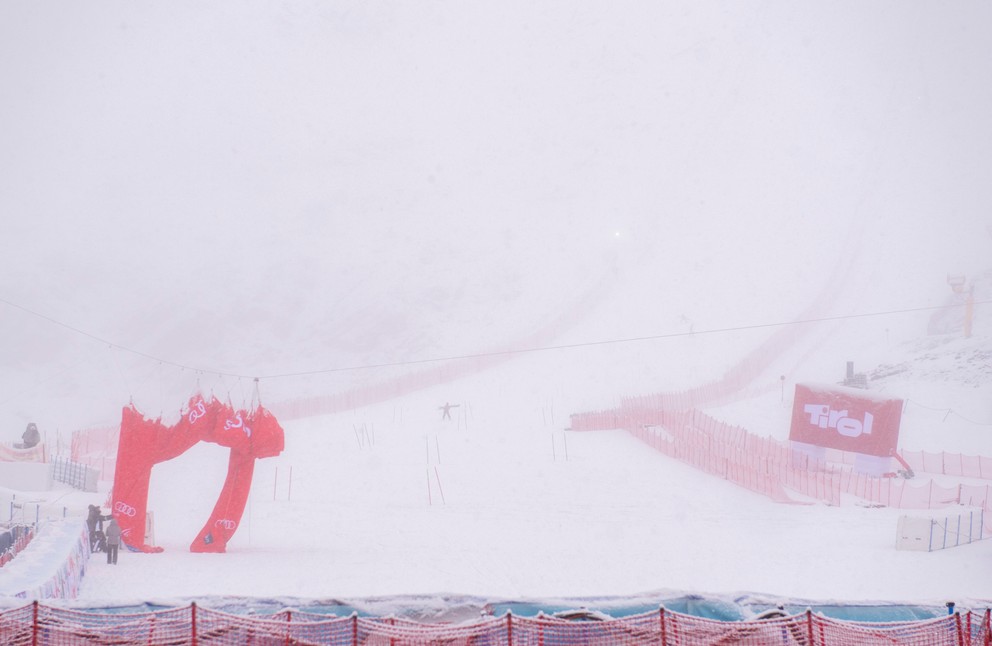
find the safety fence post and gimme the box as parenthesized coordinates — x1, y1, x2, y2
(31, 600, 38, 646)
(660, 606, 667, 644)
(507, 610, 513, 646)
(191, 601, 197, 645)
(806, 609, 815, 645)
(954, 610, 963, 646)
(285, 609, 292, 646)
(351, 612, 358, 646)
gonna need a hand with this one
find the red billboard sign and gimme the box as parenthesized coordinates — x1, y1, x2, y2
(789, 383, 903, 457)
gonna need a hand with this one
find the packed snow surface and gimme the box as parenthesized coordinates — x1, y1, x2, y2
(1, 0, 991, 615)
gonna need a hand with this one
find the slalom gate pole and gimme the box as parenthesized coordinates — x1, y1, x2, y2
(434, 466, 446, 504)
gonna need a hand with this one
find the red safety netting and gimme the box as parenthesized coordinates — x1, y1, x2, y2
(1, 604, 988, 645)
(269, 274, 614, 423)
(70, 424, 119, 482)
(901, 450, 992, 480)
(573, 406, 992, 517)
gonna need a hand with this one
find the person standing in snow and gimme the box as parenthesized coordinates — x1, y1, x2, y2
(439, 402, 460, 420)
(86, 505, 112, 552)
(105, 518, 122, 565)
(16, 422, 40, 449)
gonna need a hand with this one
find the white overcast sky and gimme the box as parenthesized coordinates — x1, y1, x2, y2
(1, 1, 990, 433)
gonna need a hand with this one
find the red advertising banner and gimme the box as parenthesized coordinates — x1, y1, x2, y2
(789, 383, 903, 457)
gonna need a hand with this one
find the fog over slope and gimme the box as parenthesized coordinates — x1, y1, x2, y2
(2, 1, 992, 608)
(1, 2, 989, 437)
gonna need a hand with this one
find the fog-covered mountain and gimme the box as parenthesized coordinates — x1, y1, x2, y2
(3, 1, 990, 441)
(2, 1, 992, 608)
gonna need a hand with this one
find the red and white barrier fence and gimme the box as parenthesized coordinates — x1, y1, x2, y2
(572, 407, 992, 515)
(0, 603, 987, 645)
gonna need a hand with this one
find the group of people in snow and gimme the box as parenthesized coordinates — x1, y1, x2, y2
(87, 505, 122, 565)
(12, 422, 123, 564)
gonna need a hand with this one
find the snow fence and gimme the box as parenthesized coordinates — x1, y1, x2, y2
(0, 602, 989, 645)
(570, 406, 992, 524)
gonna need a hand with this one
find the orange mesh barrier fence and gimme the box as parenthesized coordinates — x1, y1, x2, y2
(0, 603, 988, 645)
(960, 484, 992, 508)
(268, 272, 615, 424)
(901, 451, 992, 480)
(573, 407, 992, 516)
(69, 425, 119, 482)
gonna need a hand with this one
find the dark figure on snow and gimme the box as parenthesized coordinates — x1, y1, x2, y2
(16, 422, 40, 449)
(86, 505, 112, 552)
(439, 402, 460, 420)
(91, 529, 107, 554)
(105, 518, 122, 565)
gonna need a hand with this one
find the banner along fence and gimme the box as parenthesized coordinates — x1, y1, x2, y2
(0, 602, 988, 645)
(0, 525, 34, 568)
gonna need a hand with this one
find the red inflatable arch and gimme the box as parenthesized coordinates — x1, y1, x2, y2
(111, 395, 285, 553)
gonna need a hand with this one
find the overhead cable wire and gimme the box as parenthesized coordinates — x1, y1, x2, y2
(0, 296, 235, 377)
(257, 301, 991, 378)
(1, 295, 988, 381)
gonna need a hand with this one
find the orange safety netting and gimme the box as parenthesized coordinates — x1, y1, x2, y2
(573, 406, 992, 515)
(0, 603, 988, 645)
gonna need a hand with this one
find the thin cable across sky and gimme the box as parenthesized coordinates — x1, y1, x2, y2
(2, 295, 984, 382)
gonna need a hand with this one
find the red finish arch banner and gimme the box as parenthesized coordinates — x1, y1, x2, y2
(789, 383, 903, 457)
(111, 395, 284, 553)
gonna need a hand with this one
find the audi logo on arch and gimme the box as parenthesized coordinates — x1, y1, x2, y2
(188, 399, 207, 424)
(114, 501, 137, 517)
(214, 519, 237, 530)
